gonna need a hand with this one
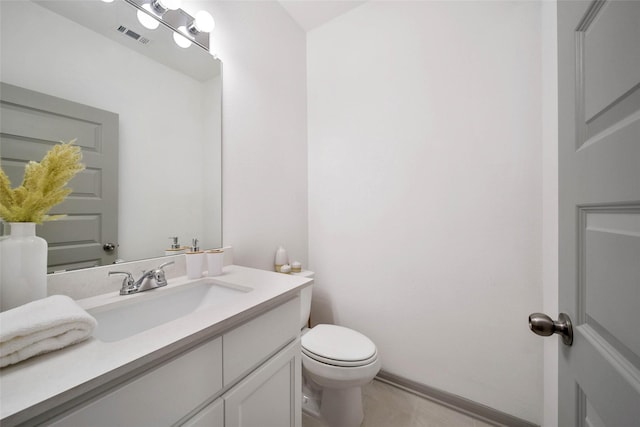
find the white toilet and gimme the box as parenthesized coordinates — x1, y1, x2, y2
(296, 271, 381, 427)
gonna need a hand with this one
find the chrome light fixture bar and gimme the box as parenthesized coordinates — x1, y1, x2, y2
(123, 0, 212, 51)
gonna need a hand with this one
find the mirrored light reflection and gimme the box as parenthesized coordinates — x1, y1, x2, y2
(137, 5, 160, 30)
(173, 27, 192, 48)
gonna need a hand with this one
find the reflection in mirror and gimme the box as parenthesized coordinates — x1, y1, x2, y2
(0, 0, 222, 271)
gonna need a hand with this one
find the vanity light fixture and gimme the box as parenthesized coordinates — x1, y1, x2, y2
(119, 0, 214, 51)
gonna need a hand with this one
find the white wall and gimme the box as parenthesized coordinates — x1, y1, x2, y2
(308, 1, 543, 423)
(188, 1, 309, 270)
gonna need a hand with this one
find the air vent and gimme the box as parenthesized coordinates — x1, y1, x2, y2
(115, 26, 150, 45)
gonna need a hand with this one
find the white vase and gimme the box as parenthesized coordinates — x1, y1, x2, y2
(0, 222, 48, 311)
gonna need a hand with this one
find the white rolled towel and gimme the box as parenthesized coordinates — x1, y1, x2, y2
(1, 295, 97, 368)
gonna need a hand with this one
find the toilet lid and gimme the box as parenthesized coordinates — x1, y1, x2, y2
(302, 324, 377, 367)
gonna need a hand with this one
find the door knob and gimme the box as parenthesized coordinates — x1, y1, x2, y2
(528, 312, 573, 346)
(103, 243, 116, 252)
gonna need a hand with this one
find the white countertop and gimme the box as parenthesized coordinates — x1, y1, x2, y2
(0, 265, 312, 425)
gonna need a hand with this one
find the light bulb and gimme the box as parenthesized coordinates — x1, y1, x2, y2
(151, 0, 181, 14)
(193, 11, 215, 33)
(137, 5, 159, 30)
(101, 0, 115, 3)
(173, 28, 192, 48)
(158, 0, 181, 10)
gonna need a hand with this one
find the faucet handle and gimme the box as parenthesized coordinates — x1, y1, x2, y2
(109, 270, 134, 281)
(109, 271, 136, 295)
(158, 261, 175, 270)
(153, 261, 175, 287)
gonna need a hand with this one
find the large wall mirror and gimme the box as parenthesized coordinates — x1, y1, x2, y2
(0, 0, 222, 271)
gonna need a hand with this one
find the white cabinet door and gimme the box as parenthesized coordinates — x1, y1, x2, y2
(224, 340, 301, 427)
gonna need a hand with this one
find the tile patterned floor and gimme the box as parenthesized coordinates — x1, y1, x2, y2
(302, 379, 495, 427)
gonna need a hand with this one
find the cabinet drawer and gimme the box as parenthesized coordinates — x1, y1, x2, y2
(50, 337, 223, 427)
(223, 297, 299, 386)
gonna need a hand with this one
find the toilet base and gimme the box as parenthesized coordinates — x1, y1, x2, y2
(302, 378, 364, 427)
(302, 381, 322, 419)
(320, 386, 364, 427)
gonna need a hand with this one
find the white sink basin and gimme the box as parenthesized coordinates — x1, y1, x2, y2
(88, 279, 251, 342)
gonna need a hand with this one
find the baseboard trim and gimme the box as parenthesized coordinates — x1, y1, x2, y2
(375, 371, 539, 427)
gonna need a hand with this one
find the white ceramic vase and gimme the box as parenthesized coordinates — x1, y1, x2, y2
(274, 246, 289, 272)
(0, 222, 48, 311)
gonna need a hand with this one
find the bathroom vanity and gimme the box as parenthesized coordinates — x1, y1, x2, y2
(0, 264, 311, 427)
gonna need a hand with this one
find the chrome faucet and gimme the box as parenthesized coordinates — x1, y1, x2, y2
(109, 261, 175, 295)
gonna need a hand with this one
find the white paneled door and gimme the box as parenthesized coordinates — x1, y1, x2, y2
(557, 0, 640, 426)
(0, 83, 118, 271)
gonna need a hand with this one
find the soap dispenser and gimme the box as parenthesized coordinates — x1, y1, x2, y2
(165, 236, 185, 256)
(185, 238, 204, 279)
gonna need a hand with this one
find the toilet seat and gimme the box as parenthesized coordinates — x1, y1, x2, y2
(302, 347, 378, 367)
(302, 324, 377, 367)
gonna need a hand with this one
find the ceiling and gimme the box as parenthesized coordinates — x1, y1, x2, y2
(278, 0, 367, 32)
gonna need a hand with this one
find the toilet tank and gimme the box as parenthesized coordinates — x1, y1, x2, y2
(293, 270, 314, 329)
